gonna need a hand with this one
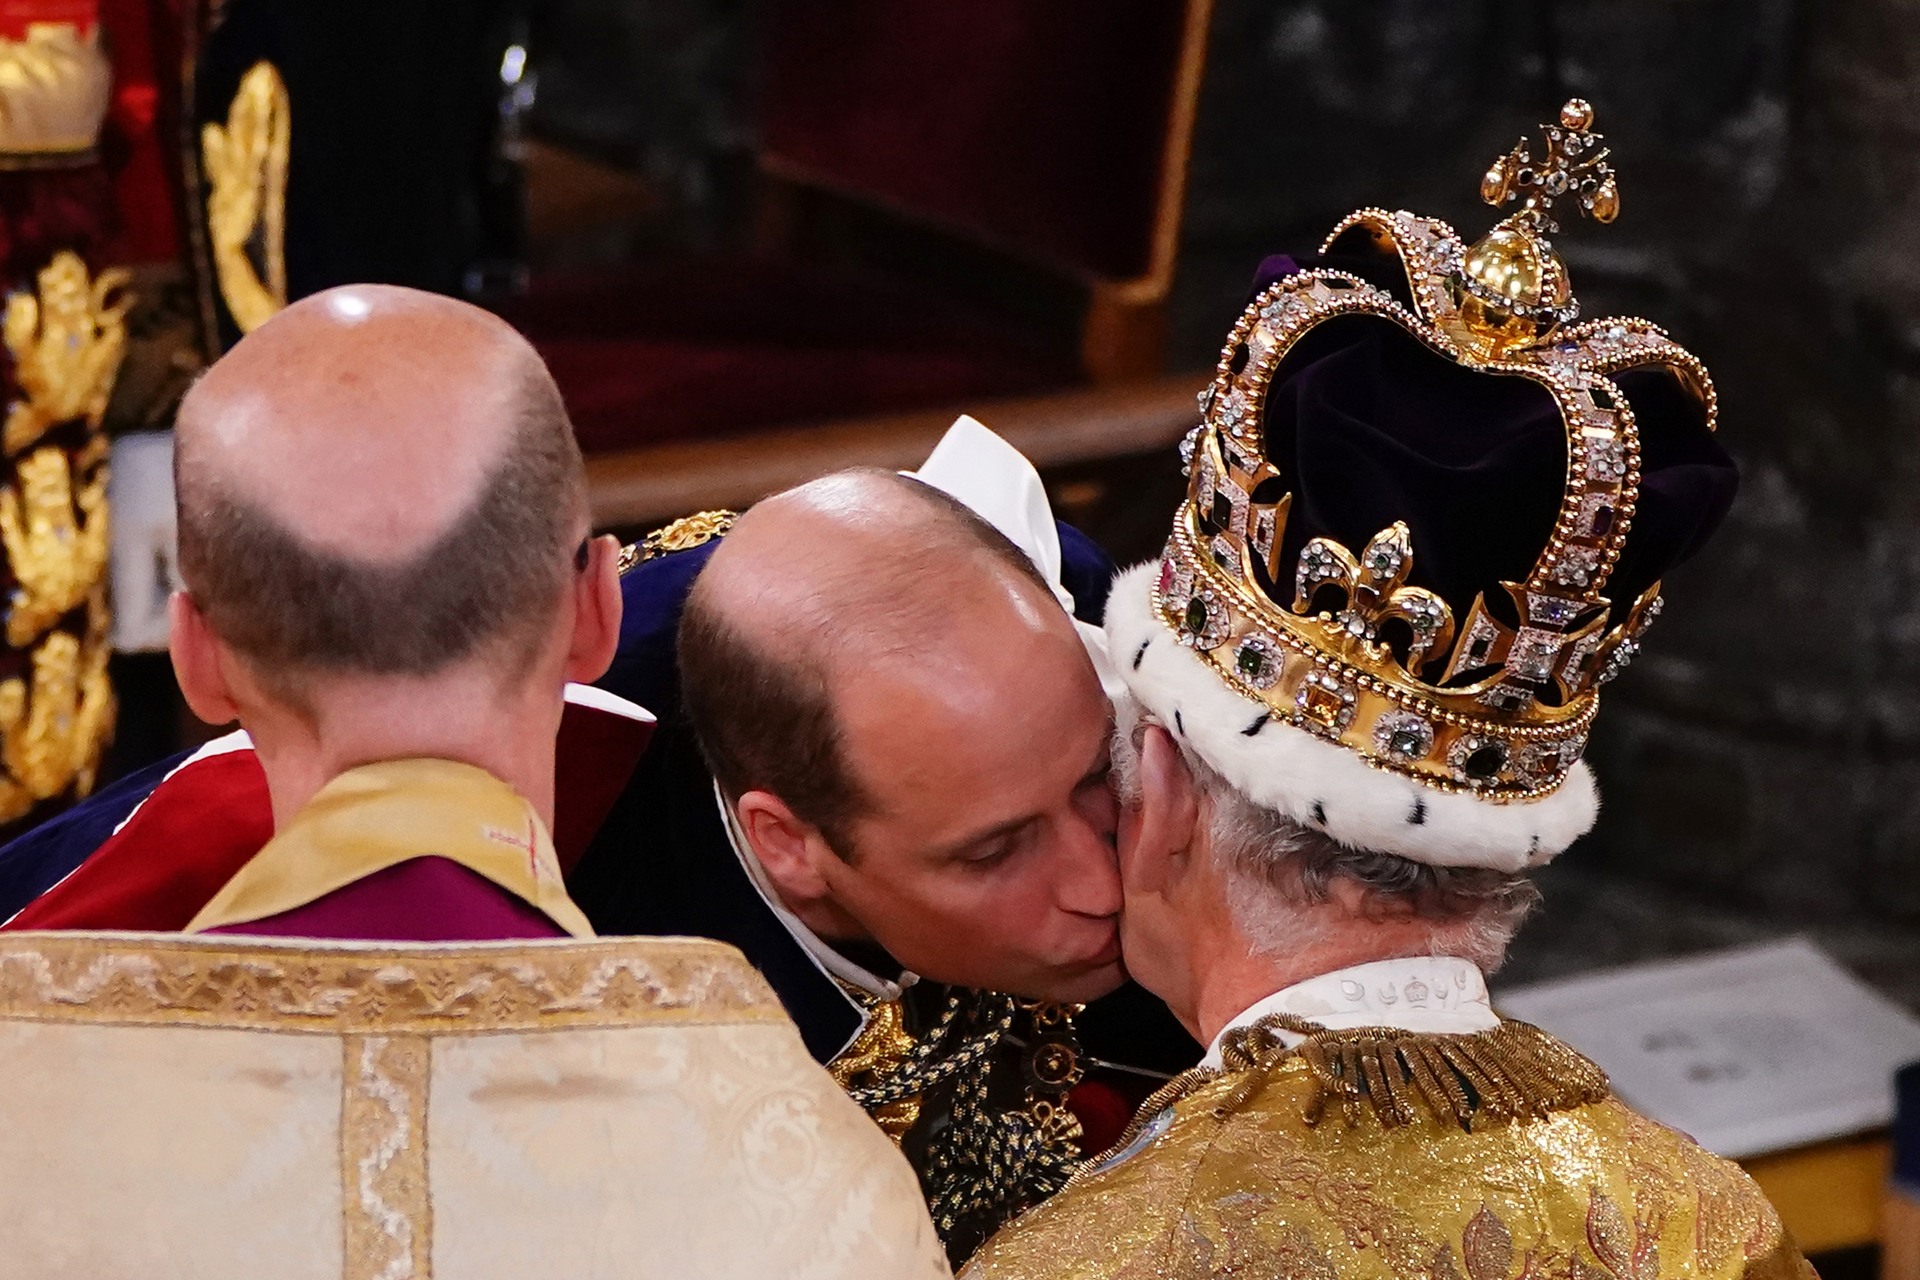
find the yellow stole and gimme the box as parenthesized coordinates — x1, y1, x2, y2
(185, 758, 595, 938)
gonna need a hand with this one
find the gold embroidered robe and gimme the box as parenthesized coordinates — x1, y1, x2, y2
(0, 930, 952, 1280)
(962, 1020, 1815, 1280)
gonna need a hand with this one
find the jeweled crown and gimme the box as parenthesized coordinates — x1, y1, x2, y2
(1157, 101, 1716, 801)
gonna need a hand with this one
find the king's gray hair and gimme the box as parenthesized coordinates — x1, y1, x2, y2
(1110, 700, 1539, 971)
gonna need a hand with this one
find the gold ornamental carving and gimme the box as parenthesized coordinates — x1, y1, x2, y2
(3, 250, 129, 455)
(202, 60, 289, 335)
(0, 251, 126, 825)
(0, 444, 107, 645)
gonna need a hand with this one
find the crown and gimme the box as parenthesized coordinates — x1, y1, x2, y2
(1154, 101, 1716, 803)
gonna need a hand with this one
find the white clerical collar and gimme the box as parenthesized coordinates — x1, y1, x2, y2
(1199, 955, 1497, 1068)
(714, 782, 915, 1004)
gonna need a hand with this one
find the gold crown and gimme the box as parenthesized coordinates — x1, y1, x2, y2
(1157, 101, 1715, 801)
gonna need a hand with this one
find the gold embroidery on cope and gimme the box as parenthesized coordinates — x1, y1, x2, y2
(0, 934, 785, 1032)
(342, 1034, 433, 1280)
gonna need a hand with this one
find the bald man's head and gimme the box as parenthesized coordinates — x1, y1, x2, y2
(175, 285, 586, 691)
(679, 469, 1054, 853)
(675, 469, 1126, 1002)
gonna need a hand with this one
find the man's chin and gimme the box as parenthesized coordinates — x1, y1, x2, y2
(1041, 958, 1128, 1005)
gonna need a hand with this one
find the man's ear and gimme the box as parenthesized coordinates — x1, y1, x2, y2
(1120, 723, 1201, 895)
(564, 533, 623, 684)
(167, 592, 241, 727)
(734, 789, 835, 905)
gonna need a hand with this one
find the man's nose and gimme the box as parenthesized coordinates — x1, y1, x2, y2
(1054, 814, 1123, 919)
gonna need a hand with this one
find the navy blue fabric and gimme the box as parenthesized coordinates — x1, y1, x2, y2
(1897, 1060, 1920, 1190)
(0, 750, 189, 921)
(1058, 519, 1114, 624)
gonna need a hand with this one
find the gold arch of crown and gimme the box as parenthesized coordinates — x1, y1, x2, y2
(1153, 102, 1716, 801)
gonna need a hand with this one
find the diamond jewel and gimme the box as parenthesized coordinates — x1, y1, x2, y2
(1551, 545, 1602, 588)
(1460, 615, 1503, 667)
(1584, 438, 1627, 483)
(1577, 490, 1616, 538)
(1597, 637, 1639, 685)
(1295, 542, 1344, 606)
(1372, 710, 1435, 762)
(1562, 631, 1604, 689)
(1259, 293, 1308, 327)
(1178, 586, 1230, 649)
(1295, 670, 1357, 735)
(1505, 628, 1564, 683)
(1365, 546, 1402, 577)
(1513, 742, 1563, 786)
(1449, 735, 1510, 786)
(1232, 635, 1283, 691)
(1178, 425, 1202, 476)
(1478, 684, 1535, 713)
(1252, 508, 1277, 560)
(1526, 593, 1584, 628)
(1215, 389, 1251, 432)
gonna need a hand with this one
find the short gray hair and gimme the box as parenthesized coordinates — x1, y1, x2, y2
(1111, 705, 1539, 972)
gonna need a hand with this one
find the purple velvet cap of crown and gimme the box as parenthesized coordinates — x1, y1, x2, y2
(1217, 248, 1736, 634)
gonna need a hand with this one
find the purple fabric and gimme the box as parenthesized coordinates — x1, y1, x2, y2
(1218, 245, 1737, 639)
(204, 855, 567, 942)
(1246, 253, 1304, 302)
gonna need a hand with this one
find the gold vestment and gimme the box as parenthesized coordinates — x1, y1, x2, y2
(963, 1019, 1814, 1280)
(0, 930, 951, 1279)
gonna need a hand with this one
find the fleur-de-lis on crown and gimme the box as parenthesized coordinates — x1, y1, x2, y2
(1292, 522, 1456, 673)
(1480, 98, 1619, 231)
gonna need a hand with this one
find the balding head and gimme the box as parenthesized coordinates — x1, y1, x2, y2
(676, 468, 1126, 1000)
(175, 285, 587, 694)
(680, 469, 1062, 852)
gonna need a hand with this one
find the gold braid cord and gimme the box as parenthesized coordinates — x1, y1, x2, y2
(1104, 1014, 1611, 1164)
(202, 60, 289, 335)
(617, 510, 738, 576)
(0, 252, 124, 825)
(831, 987, 1088, 1259)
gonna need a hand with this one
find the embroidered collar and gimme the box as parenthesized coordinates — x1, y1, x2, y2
(1201, 955, 1495, 1067)
(186, 758, 594, 938)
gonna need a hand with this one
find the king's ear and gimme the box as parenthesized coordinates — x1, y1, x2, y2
(1122, 723, 1201, 891)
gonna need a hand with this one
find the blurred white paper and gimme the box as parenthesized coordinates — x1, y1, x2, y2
(108, 431, 182, 652)
(1496, 937, 1920, 1158)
